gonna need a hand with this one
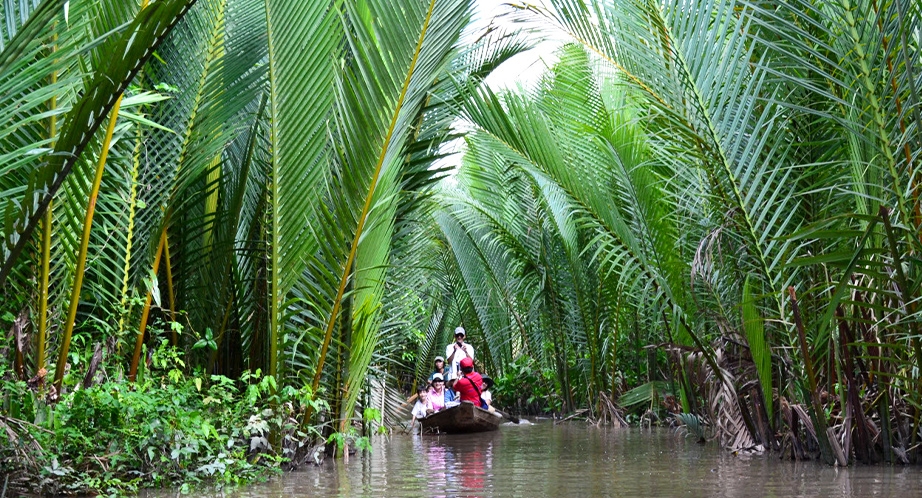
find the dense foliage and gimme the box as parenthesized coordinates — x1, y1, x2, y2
(432, 0, 922, 466)
(2, 0, 922, 493)
(1, 338, 313, 494)
(0, 0, 490, 492)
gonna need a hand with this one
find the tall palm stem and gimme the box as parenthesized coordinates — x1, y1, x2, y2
(38, 32, 57, 372)
(789, 286, 835, 464)
(116, 135, 145, 336)
(53, 95, 124, 391)
(53, 0, 153, 390)
(38, 206, 52, 371)
(265, 0, 280, 378)
(869, 0, 918, 228)
(879, 207, 922, 446)
(163, 228, 177, 344)
(129, 228, 166, 381)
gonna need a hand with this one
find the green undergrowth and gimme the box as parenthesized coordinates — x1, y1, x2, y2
(0, 340, 327, 496)
(490, 355, 570, 415)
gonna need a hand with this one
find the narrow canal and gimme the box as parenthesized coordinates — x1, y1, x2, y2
(199, 421, 919, 497)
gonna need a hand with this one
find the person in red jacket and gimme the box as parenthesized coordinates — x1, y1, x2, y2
(453, 357, 486, 408)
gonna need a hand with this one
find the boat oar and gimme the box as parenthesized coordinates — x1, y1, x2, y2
(494, 408, 520, 424)
(402, 393, 419, 408)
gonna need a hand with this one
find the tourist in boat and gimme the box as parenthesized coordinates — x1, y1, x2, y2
(428, 356, 446, 382)
(481, 375, 494, 412)
(411, 387, 434, 431)
(445, 326, 474, 377)
(428, 373, 449, 412)
(453, 357, 487, 409)
(444, 373, 461, 408)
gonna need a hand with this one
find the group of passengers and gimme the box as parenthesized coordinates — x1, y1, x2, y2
(411, 326, 494, 427)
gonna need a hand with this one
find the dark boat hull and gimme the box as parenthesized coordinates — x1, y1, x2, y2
(420, 401, 502, 434)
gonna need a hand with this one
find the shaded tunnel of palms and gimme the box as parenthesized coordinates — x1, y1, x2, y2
(1, 0, 921, 471)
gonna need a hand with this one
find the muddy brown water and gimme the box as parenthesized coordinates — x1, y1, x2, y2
(179, 420, 919, 497)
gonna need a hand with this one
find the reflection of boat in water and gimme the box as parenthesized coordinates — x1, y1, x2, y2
(420, 401, 502, 434)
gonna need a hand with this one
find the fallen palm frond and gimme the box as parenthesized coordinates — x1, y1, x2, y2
(598, 392, 628, 427)
(705, 357, 761, 454)
(0, 414, 49, 491)
(677, 344, 762, 453)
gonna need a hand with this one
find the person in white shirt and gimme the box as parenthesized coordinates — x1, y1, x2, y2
(445, 326, 474, 377)
(411, 388, 433, 433)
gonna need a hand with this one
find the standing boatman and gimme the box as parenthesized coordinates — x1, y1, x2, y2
(445, 326, 474, 377)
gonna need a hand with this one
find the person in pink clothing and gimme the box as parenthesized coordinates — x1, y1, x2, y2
(427, 373, 448, 411)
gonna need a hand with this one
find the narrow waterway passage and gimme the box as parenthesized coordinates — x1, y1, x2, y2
(216, 421, 918, 497)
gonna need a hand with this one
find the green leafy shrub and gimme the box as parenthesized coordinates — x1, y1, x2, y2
(492, 356, 562, 415)
(2, 341, 324, 495)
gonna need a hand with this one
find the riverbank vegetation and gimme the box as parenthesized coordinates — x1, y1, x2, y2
(2, 0, 921, 494)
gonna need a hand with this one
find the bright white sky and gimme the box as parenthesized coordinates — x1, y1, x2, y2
(470, 0, 564, 91)
(435, 1, 567, 181)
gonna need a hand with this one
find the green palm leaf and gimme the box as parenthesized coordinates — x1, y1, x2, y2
(312, 0, 472, 429)
(0, 0, 198, 286)
(742, 276, 772, 420)
(263, 0, 340, 377)
(0, 0, 64, 73)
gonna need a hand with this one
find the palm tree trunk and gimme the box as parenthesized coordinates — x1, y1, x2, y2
(53, 95, 124, 391)
(37, 37, 57, 371)
(51, 0, 153, 391)
(37, 207, 52, 371)
(129, 229, 166, 381)
(789, 287, 836, 465)
(163, 229, 177, 345)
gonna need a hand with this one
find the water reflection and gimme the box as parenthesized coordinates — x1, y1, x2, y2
(174, 421, 921, 497)
(409, 431, 496, 497)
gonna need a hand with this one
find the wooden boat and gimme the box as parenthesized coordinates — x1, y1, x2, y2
(420, 401, 502, 434)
